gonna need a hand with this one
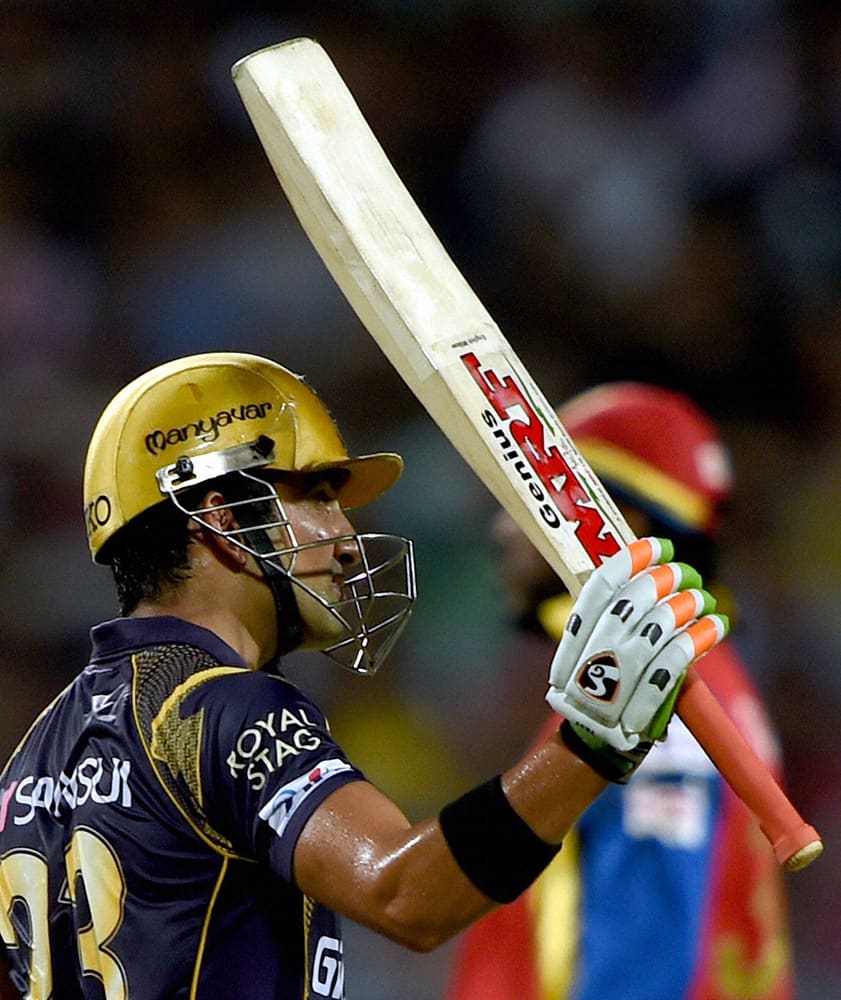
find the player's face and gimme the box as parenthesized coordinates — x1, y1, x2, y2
(271, 477, 362, 647)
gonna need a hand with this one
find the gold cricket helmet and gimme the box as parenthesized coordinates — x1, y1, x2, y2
(84, 352, 403, 562)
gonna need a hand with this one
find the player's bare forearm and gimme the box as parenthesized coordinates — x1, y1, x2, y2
(500, 728, 607, 843)
(293, 735, 605, 952)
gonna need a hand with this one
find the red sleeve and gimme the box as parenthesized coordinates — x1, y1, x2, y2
(447, 895, 540, 1000)
(689, 642, 794, 1000)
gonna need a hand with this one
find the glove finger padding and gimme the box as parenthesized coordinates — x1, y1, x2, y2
(559, 537, 674, 653)
(618, 608, 728, 744)
(570, 583, 709, 735)
(547, 538, 729, 757)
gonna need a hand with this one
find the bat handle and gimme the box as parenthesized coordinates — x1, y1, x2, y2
(676, 669, 822, 870)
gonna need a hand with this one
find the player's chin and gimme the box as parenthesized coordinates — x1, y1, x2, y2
(295, 593, 350, 647)
(299, 622, 352, 653)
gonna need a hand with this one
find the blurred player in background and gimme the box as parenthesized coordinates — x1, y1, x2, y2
(448, 382, 794, 1000)
(0, 355, 727, 999)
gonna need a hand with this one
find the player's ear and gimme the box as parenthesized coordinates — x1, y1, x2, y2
(190, 491, 250, 569)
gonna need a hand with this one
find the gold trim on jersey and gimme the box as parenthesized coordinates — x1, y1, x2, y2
(131, 653, 250, 860)
(151, 667, 245, 810)
(189, 856, 229, 999)
(303, 895, 316, 999)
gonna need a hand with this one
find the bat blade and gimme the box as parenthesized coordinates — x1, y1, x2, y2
(231, 37, 633, 598)
(232, 38, 822, 869)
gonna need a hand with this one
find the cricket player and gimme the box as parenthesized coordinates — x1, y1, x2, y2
(448, 383, 794, 1000)
(0, 355, 727, 998)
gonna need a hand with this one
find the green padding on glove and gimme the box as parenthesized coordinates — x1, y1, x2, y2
(560, 720, 650, 784)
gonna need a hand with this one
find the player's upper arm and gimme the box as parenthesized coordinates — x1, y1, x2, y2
(292, 779, 493, 952)
(191, 669, 366, 875)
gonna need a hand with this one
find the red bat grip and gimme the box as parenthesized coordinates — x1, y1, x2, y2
(677, 668, 822, 870)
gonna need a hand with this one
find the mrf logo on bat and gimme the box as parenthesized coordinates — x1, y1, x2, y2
(461, 351, 622, 565)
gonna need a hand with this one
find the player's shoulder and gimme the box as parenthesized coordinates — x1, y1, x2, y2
(181, 666, 329, 731)
(189, 664, 312, 701)
(133, 649, 330, 769)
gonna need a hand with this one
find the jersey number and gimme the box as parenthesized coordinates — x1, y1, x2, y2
(0, 828, 129, 999)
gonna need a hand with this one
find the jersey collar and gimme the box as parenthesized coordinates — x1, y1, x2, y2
(89, 615, 247, 668)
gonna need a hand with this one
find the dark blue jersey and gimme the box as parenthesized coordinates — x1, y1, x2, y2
(0, 616, 365, 999)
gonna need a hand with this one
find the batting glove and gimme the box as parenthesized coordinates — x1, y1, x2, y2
(546, 537, 729, 783)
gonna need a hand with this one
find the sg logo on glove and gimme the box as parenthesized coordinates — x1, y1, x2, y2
(576, 655, 620, 703)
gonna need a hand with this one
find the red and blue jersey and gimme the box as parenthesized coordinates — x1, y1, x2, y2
(0, 616, 364, 999)
(448, 638, 794, 1000)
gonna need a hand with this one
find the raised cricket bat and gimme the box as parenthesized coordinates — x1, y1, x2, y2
(232, 37, 822, 869)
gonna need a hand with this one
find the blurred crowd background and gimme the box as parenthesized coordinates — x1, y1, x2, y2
(1, 1, 839, 996)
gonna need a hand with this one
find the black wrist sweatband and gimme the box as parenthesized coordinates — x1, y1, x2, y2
(438, 775, 561, 903)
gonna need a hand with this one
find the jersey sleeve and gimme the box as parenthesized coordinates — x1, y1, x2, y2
(166, 669, 366, 883)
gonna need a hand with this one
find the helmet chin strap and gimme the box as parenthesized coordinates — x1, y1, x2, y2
(242, 527, 304, 669)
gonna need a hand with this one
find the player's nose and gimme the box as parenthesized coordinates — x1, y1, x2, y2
(332, 511, 361, 566)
